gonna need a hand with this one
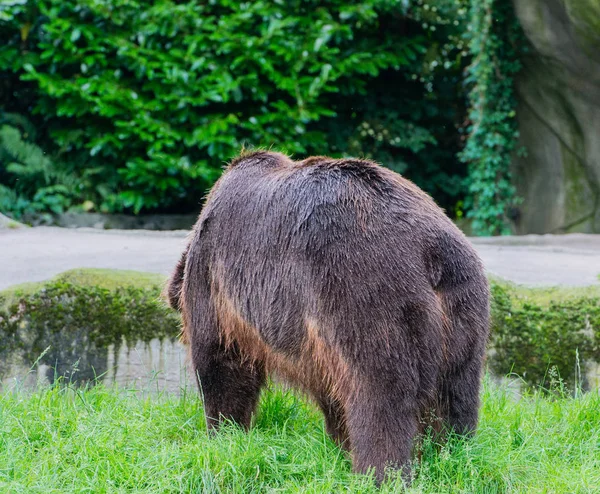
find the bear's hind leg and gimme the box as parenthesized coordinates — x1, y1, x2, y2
(315, 394, 350, 451)
(345, 377, 419, 484)
(438, 286, 488, 436)
(440, 348, 485, 436)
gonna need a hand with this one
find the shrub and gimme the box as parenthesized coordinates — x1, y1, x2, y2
(0, 0, 470, 216)
(489, 281, 600, 390)
(0, 120, 74, 220)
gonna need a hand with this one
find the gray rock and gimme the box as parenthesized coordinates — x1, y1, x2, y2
(511, 0, 600, 233)
(0, 213, 25, 229)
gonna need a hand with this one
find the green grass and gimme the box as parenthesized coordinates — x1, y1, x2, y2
(1, 379, 598, 493)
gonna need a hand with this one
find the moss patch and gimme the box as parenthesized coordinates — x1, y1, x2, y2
(489, 278, 600, 388)
(490, 275, 600, 306)
(0, 268, 167, 310)
(0, 213, 26, 229)
(0, 269, 180, 387)
(565, 0, 600, 52)
(55, 267, 166, 290)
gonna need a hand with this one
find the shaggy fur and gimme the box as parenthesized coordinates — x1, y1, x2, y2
(166, 151, 490, 483)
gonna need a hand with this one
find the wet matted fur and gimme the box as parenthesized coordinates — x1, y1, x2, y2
(166, 151, 490, 483)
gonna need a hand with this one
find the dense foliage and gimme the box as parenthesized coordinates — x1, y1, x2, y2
(490, 282, 600, 390)
(0, 0, 524, 233)
(0, 0, 466, 218)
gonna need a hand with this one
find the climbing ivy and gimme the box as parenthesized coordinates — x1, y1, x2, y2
(461, 0, 526, 235)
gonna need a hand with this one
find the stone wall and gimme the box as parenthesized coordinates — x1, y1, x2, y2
(511, 0, 600, 233)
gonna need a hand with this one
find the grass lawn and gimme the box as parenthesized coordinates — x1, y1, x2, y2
(0, 378, 598, 493)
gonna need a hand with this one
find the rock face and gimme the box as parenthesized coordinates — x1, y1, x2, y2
(512, 0, 600, 233)
(0, 213, 24, 229)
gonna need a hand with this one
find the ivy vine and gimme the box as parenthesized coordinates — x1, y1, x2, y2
(461, 0, 526, 236)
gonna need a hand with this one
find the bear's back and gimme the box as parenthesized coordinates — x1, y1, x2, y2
(192, 152, 483, 330)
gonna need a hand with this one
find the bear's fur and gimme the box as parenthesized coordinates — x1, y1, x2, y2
(166, 151, 490, 483)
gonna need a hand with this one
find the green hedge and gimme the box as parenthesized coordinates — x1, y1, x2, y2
(1, 0, 469, 217)
(490, 282, 600, 390)
(2, 271, 598, 390)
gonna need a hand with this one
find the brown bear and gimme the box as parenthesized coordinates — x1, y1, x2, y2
(166, 151, 490, 484)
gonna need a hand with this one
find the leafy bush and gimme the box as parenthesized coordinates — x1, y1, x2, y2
(0, 111, 113, 221)
(0, 0, 471, 216)
(0, 121, 73, 220)
(489, 281, 600, 390)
